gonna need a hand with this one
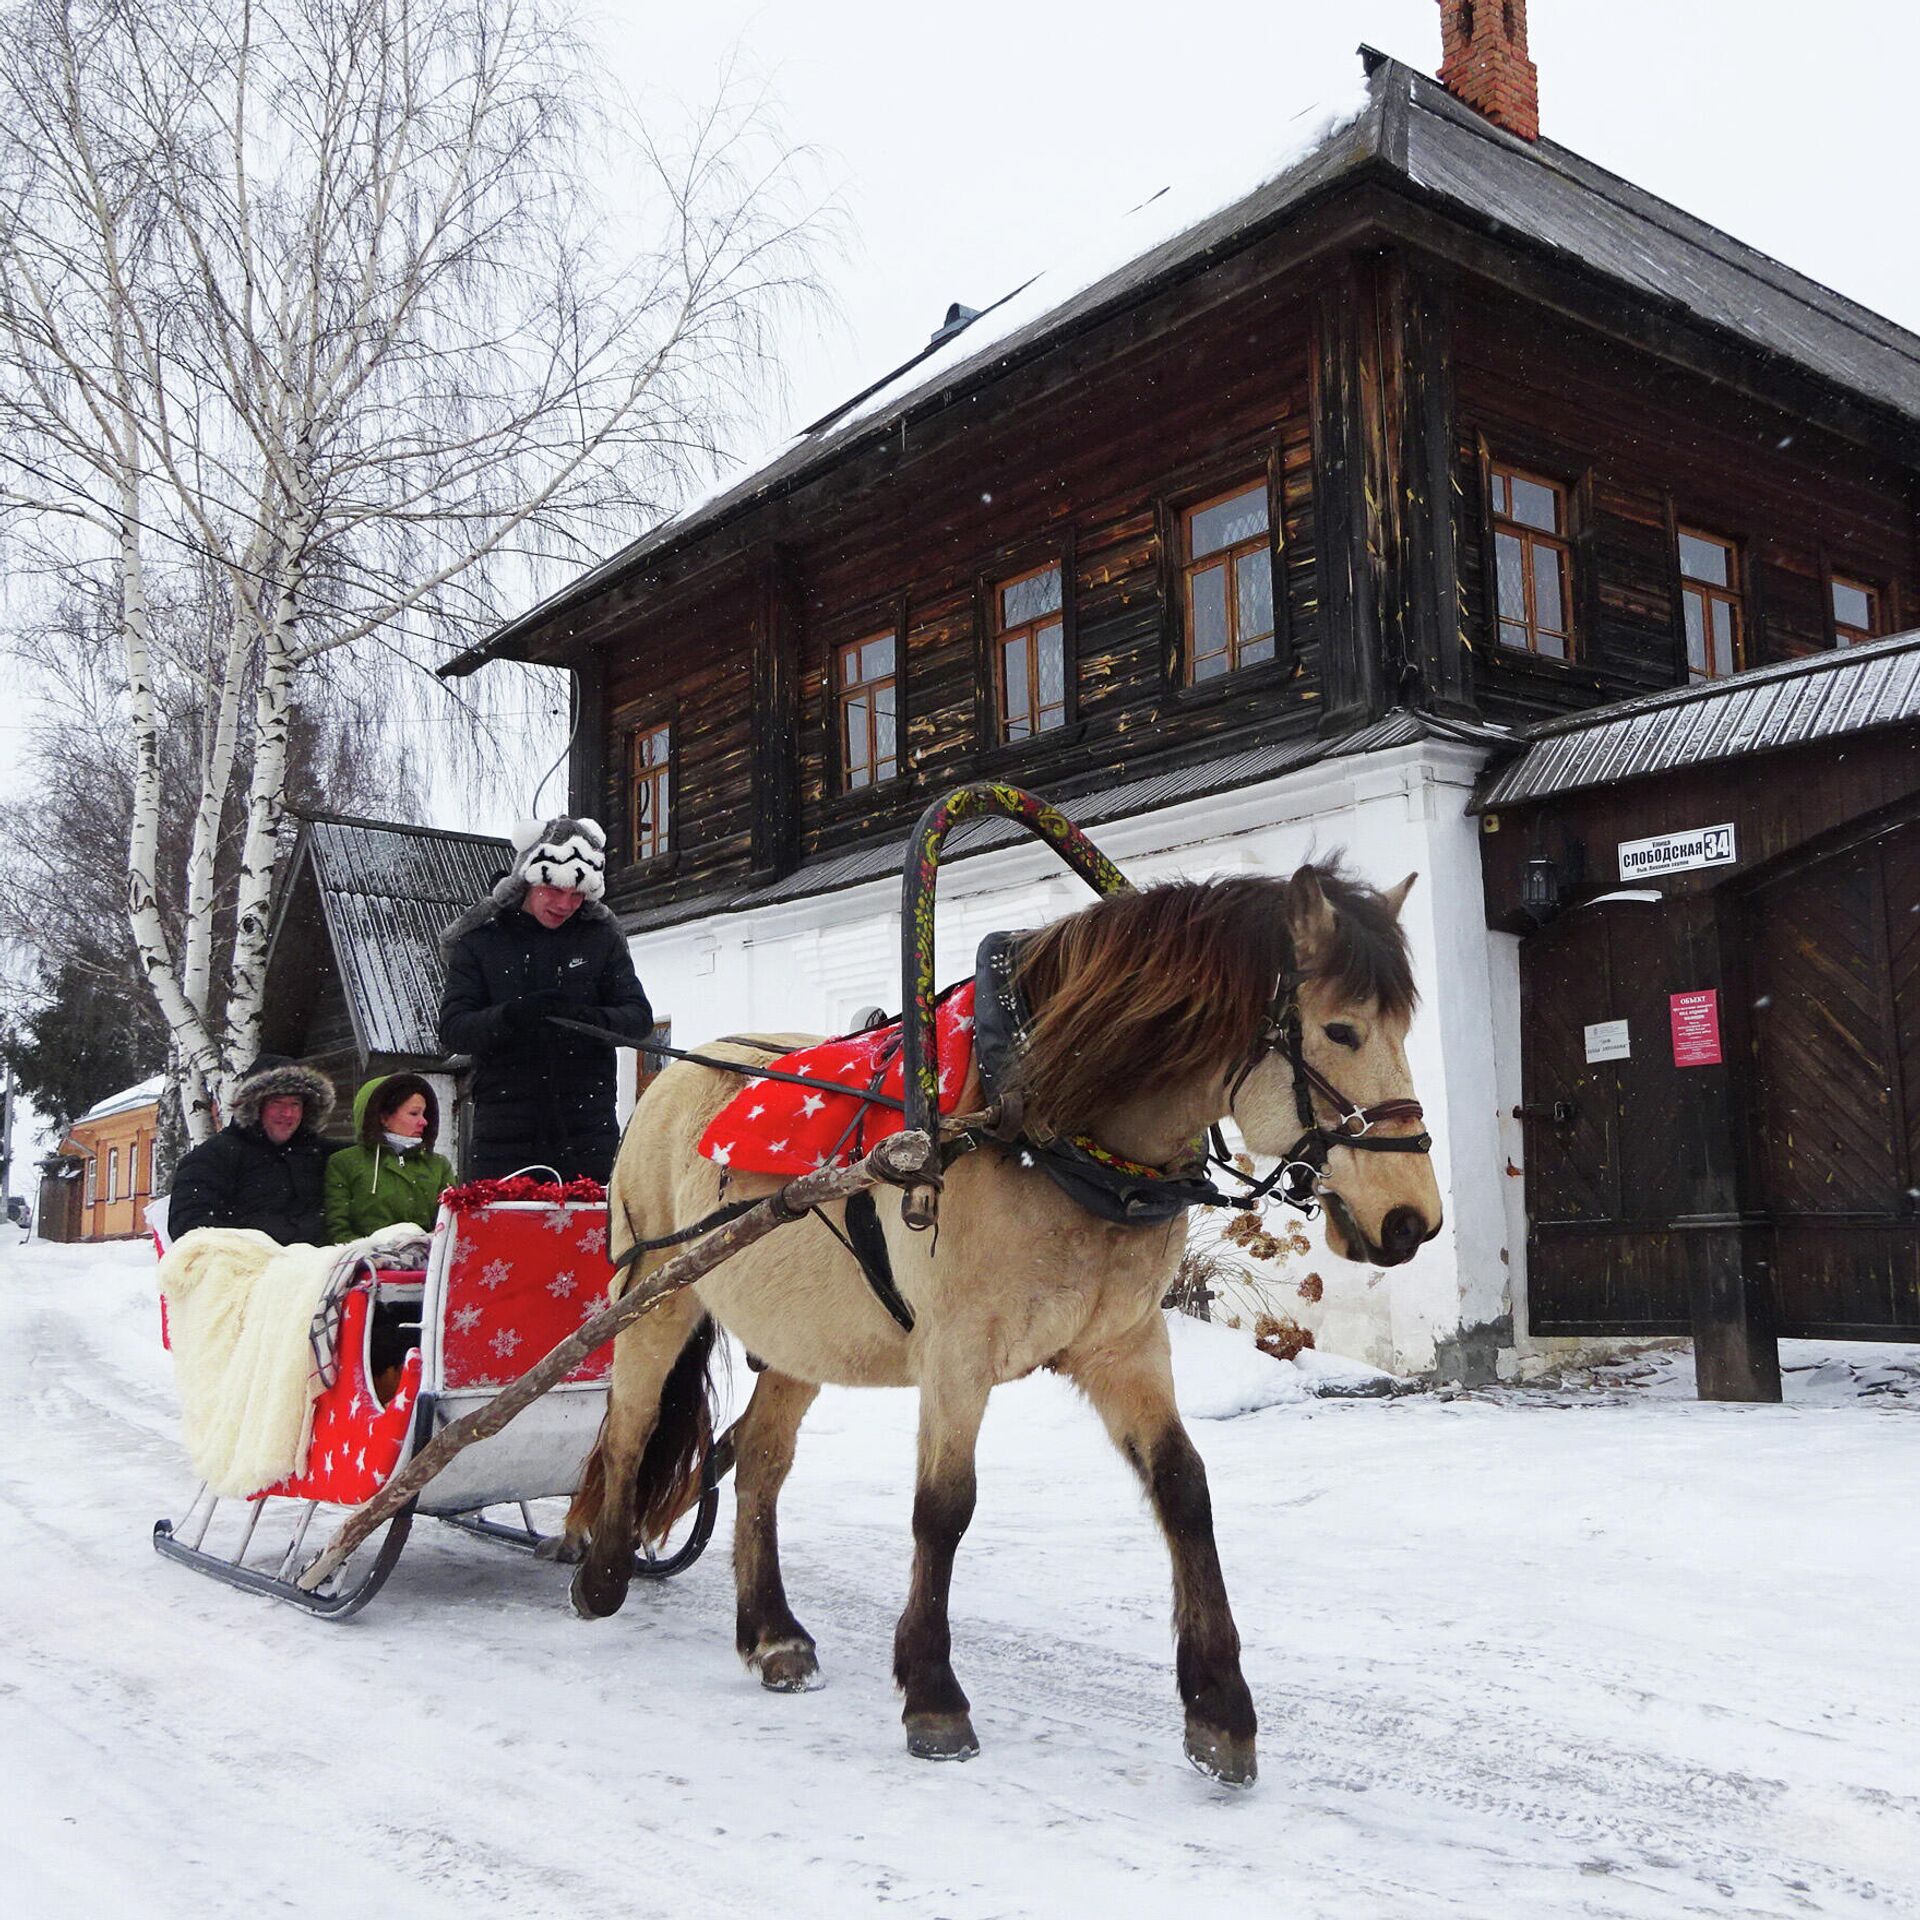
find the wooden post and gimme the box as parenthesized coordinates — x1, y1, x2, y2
(567, 647, 608, 823)
(1663, 892, 1782, 1402)
(1312, 249, 1473, 726)
(297, 1129, 939, 1590)
(1379, 255, 1471, 716)
(1309, 258, 1390, 729)
(751, 547, 801, 877)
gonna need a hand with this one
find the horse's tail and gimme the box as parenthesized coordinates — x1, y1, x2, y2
(565, 1315, 717, 1546)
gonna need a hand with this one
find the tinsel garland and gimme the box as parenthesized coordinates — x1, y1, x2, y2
(440, 1174, 608, 1213)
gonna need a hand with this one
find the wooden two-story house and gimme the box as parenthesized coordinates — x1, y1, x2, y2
(445, 2, 1920, 1384)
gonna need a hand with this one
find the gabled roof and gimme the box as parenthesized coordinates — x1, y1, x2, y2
(273, 816, 511, 1059)
(448, 49, 1920, 676)
(1472, 630, 1920, 812)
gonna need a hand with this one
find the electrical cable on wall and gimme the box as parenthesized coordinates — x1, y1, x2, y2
(527, 667, 581, 816)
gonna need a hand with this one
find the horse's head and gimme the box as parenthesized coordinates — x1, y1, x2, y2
(1228, 867, 1442, 1268)
(1006, 865, 1442, 1267)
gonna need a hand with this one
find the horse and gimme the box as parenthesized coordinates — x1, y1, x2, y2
(563, 863, 1441, 1786)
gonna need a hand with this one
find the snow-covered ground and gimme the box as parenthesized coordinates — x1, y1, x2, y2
(5, 1236, 1916, 1919)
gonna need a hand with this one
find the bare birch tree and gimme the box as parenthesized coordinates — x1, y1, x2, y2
(0, 0, 822, 1139)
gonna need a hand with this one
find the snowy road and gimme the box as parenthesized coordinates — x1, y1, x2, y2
(4, 1237, 1916, 1919)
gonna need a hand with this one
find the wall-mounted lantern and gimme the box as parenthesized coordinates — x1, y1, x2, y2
(1521, 853, 1564, 925)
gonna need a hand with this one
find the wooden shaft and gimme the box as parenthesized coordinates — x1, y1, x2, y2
(297, 1129, 939, 1591)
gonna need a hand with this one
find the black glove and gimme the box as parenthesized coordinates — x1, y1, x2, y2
(504, 990, 571, 1032)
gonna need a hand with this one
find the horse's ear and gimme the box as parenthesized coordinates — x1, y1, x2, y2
(1380, 871, 1418, 918)
(1287, 865, 1337, 953)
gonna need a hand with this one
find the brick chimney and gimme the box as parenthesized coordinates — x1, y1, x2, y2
(1437, 0, 1541, 141)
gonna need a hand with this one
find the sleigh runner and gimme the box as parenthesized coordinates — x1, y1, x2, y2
(153, 1179, 719, 1616)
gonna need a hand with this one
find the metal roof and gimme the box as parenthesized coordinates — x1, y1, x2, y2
(293, 817, 511, 1058)
(449, 51, 1920, 676)
(692, 709, 1505, 920)
(1472, 630, 1920, 812)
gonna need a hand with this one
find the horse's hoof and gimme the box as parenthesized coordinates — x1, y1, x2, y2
(536, 1531, 586, 1564)
(569, 1559, 630, 1620)
(905, 1712, 980, 1761)
(1184, 1720, 1258, 1788)
(753, 1641, 823, 1693)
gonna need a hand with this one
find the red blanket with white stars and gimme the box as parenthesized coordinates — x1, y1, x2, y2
(697, 984, 977, 1177)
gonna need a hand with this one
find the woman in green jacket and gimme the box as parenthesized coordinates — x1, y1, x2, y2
(325, 1073, 455, 1242)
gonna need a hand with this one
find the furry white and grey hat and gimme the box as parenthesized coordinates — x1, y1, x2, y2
(441, 814, 613, 951)
(508, 814, 607, 900)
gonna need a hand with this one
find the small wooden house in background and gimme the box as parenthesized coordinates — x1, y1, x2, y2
(259, 815, 511, 1168)
(46, 1075, 162, 1241)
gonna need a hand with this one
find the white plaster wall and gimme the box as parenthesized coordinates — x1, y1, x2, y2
(623, 741, 1519, 1378)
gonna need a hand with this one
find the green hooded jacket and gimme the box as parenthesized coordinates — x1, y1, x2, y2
(325, 1075, 455, 1242)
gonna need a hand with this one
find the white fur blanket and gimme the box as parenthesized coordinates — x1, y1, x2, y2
(159, 1225, 425, 1498)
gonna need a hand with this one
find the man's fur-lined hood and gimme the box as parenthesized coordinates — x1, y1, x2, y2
(228, 1059, 335, 1133)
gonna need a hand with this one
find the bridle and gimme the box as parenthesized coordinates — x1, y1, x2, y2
(1214, 970, 1432, 1219)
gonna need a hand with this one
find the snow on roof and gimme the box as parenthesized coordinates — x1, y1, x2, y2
(643, 78, 1370, 536)
(290, 816, 513, 1059)
(74, 1076, 164, 1124)
(452, 51, 1920, 679)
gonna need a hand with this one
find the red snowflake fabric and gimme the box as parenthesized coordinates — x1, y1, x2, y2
(697, 985, 977, 1178)
(266, 1286, 419, 1506)
(438, 1202, 617, 1391)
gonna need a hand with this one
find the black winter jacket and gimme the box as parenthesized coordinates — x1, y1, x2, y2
(437, 904, 654, 1180)
(168, 1124, 332, 1245)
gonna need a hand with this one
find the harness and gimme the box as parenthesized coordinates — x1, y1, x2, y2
(972, 934, 1431, 1231)
(558, 935, 1433, 1318)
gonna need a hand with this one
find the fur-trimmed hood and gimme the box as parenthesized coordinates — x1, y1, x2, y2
(228, 1058, 336, 1133)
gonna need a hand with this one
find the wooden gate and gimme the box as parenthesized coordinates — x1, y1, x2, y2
(1520, 903, 1690, 1334)
(1521, 814, 1920, 1341)
(1746, 814, 1920, 1338)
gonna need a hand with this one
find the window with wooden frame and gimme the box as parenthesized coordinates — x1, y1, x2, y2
(1831, 575, 1883, 649)
(1182, 481, 1276, 683)
(1677, 527, 1745, 681)
(837, 631, 898, 789)
(1488, 464, 1574, 660)
(994, 563, 1067, 741)
(625, 721, 672, 863)
(633, 1020, 672, 1100)
(107, 1148, 119, 1202)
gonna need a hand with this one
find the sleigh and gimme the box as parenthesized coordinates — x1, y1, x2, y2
(153, 1179, 719, 1617)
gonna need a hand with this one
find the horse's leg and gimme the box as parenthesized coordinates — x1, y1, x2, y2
(893, 1359, 990, 1761)
(1064, 1322, 1258, 1787)
(570, 1288, 705, 1621)
(730, 1368, 822, 1691)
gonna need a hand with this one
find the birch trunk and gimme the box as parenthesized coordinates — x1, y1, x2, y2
(225, 555, 301, 1073)
(118, 476, 224, 1139)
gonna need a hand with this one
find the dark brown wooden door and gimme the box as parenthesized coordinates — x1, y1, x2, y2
(1521, 904, 1691, 1333)
(1747, 816, 1920, 1338)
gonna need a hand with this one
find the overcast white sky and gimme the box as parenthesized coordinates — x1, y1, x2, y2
(599, 0, 1920, 461)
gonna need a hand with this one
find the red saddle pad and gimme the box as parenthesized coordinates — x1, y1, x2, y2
(697, 984, 977, 1178)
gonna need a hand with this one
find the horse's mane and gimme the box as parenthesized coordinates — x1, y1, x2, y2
(1006, 866, 1416, 1135)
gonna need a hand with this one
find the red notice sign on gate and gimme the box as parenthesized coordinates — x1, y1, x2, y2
(1669, 990, 1723, 1067)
